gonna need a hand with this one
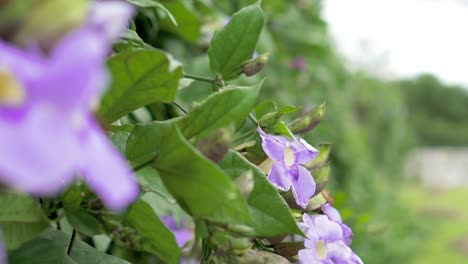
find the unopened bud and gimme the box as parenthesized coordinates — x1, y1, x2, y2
(243, 52, 270, 77)
(196, 126, 233, 163)
(288, 102, 325, 134)
(305, 192, 327, 211)
(305, 143, 331, 171)
(312, 164, 330, 196)
(230, 237, 253, 254)
(274, 241, 305, 258)
(0, 0, 33, 39)
(234, 249, 291, 264)
(227, 223, 255, 236)
(13, 0, 89, 50)
(235, 171, 255, 199)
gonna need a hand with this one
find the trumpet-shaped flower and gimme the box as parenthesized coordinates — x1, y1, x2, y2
(322, 203, 353, 246)
(0, 1, 138, 210)
(298, 213, 363, 264)
(161, 215, 194, 248)
(257, 127, 318, 208)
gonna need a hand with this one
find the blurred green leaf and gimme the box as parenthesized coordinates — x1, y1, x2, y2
(208, 3, 264, 80)
(155, 125, 253, 225)
(179, 81, 263, 141)
(99, 49, 183, 123)
(158, 0, 201, 42)
(9, 229, 130, 264)
(219, 150, 302, 236)
(126, 199, 180, 264)
(126, 0, 177, 26)
(0, 192, 48, 250)
(66, 209, 102, 237)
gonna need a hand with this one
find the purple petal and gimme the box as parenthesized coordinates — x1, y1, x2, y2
(341, 224, 353, 246)
(80, 120, 139, 210)
(290, 137, 318, 164)
(290, 166, 316, 208)
(322, 203, 342, 223)
(0, 104, 80, 195)
(88, 1, 134, 42)
(257, 127, 288, 162)
(0, 40, 43, 81)
(326, 240, 352, 262)
(267, 162, 290, 191)
(173, 229, 193, 247)
(298, 248, 320, 264)
(46, 28, 109, 110)
(350, 252, 364, 264)
(313, 215, 343, 242)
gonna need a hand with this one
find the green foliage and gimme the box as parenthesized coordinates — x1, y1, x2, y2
(99, 49, 183, 123)
(208, 3, 264, 80)
(397, 74, 468, 146)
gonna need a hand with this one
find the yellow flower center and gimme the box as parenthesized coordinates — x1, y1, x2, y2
(284, 144, 296, 167)
(0, 70, 25, 106)
(316, 240, 327, 259)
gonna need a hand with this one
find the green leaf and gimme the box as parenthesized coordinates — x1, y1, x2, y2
(219, 150, 302, 237)
(99, 49, 183, 123)
(66, 209, 102, 237)
(126, 199, 180, 264)
(0, 192, 48, 250)
(179, 81, 263, 141)
(126, 119, 179, 166)
(208, 3, 264, 80)
(125, 0, 177, 26)
(158, 1, 201, 42)
(9, 229, 130, 264)
(155, 125, 253, 225)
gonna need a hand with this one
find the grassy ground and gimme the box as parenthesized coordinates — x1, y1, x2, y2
(403, 185, 468, 263)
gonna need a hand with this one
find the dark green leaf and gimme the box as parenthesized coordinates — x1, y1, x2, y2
(156, 125, 253, 225)
(179, 81, 263, 141)
(208, 3, 264, 80)
(0, 192, 48, 250)
(66, 209, 102, 237)
(9, 229, 130, 264)
(126, 199, 180, 264)
(158, 1, 201, 42)
(99, 49, 183, 123)
(219, 150, 302, 236)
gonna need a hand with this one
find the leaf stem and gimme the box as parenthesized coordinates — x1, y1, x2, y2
(248, 113, 258, 125)
(183, 72, 216, 83)
(67, 229, 77, 256)
(132, 156, 157, 172)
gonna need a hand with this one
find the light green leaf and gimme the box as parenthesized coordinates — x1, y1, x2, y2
(219, 150, 302, 236)
(155, 125, 253, 225)
(208, 3, 264, 80)
(179, 81, 263, 141)
(126, 199, 180, 264)
(125, 0, 177, 26)
(99, 49, 183, 123)
(0, 192, 48, 250)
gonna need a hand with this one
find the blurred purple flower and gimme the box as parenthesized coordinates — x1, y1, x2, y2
(257, 127, 318, 208)
(298, 213, 363, 264)
(0, 1, 138, 210)
(161, 215, 194, 248)
(289, 57, 307, 71)
(322, 203, 353, 246)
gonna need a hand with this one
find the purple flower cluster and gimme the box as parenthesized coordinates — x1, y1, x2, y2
(0, 1, 138, 210)
(160, 215, 194, 248)
(298, 204, 362, 264)
(258, 128, 318, 208)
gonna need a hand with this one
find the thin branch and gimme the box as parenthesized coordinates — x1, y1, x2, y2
(172, 101, 187, 114)
(183, 72, 216, 83)
(66, 229, 77, 256)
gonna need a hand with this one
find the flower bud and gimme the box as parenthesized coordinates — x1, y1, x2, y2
(234, 249, 291, 264)
(312, 164, 330, 196)
(196, 126, 233, 163)
(13, 0, 90, 50)
(305, 192, 327, 211)
(242, 52, 270, 77)
(235, 171, 255, 199)
(0, 0, 33, 39)
(274, 241, 305, 258)
(288, 102, 325, 134)
(305, 143, 331, 171)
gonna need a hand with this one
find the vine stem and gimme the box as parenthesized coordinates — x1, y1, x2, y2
(183, 72, 216, 83)
(67, 229, 77, 256)
(248, 113, 258, 125)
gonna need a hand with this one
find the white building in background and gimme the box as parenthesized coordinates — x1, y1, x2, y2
(405, 148, 468, 188)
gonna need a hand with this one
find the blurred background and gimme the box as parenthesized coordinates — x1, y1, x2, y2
(143, 0, 468, 262)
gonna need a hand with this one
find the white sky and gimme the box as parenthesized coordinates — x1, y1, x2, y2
(323, 0, 468, 87)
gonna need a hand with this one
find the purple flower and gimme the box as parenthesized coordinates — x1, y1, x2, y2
(161, 215, 194, 248)
(289, 57, 307, 71)
(298, 214, 363, 264)
(257, 128, 318, 208)
(0, 1, 138, 210)
(0, 228, 5, 264)
(322, 203, 353, 246)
